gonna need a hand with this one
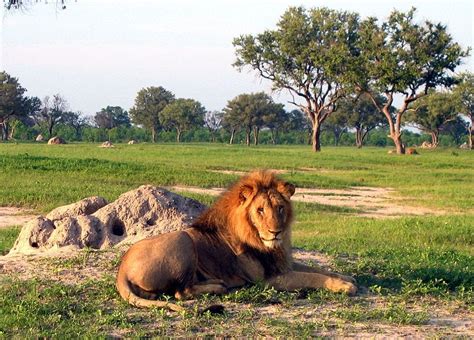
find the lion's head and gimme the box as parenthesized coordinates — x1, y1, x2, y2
(215, 171, 296, 253)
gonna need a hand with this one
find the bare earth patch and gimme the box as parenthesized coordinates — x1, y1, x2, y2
(169, 185, 444, 218)
(0, 207, 36, 229)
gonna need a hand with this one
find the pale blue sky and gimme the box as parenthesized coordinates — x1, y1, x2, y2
(1, 0, 472, 116)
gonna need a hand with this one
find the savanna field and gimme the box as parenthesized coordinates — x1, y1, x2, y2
(0, 143, 473, 337)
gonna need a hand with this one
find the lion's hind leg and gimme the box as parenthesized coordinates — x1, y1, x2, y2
(175, 279, 227, 300)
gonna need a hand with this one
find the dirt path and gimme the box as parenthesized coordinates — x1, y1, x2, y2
(168, 185, 444, 218)
(0, 207, 36, 229)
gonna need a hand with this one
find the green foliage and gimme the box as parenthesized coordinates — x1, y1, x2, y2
(0, 71, 27, 140)
(406, 90, 458, 146)
(159, 98, 206, 142)
(358, 7, 469, 152)
(233, 7, 362, 151)
(94, 106, 130, 130)
(129, 86, 175, 142)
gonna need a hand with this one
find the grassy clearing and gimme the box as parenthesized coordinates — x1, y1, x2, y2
(0, 142, 473, 336)
(1, 143, 473, 211)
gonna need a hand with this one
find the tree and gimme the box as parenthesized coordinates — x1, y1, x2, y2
(129, 86, 175, 142)
(204, 111, 222, 142)
(261, 103, 286, 144)
(358, 8, 469, 154)
(223, 92, 274, 146)
(323, 109, 348, 146)
(441, 116, 469, 145)
(94, 106, 130, 140)
(62, 111, 88, 139)
(220, 106, 241, 145)
(234, 7, 362, 152)
(336, 93, 388, 148)
(159, 98, 205, 143)
(453, 72, 474, 149)
(0, 72, 26, 140)
(406, 90, 458, 147)
(36, 94, 69, 138)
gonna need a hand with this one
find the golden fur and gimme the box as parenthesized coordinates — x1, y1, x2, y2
(116, 171, 357, 311)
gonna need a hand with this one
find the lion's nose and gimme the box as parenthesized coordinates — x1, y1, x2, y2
(268, 230, 282, 237)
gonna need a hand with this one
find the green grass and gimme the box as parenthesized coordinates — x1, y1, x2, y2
(1, 143, 473, 211)
(0, 142, 473, 336)
(0, 226, 21, 255)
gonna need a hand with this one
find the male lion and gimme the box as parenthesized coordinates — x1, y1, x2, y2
(116, 171, 357, 311)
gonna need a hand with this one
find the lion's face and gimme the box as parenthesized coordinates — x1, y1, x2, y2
(248, 189, 292, 248)
(235, 175, 295, 250)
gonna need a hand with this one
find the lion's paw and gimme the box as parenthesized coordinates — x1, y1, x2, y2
(326, 278, 358, 296)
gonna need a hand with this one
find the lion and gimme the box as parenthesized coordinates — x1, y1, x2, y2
(116, 171, 357, 311)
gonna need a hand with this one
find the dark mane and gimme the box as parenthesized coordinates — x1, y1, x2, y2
(190, 170, 293, 276)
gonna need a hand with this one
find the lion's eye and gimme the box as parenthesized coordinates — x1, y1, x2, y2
(257, 207, 264, 215)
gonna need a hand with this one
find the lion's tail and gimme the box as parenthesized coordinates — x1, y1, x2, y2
(116, 269, 184, 312)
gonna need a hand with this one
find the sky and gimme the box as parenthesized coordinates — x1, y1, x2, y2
(1, 0, 473, 116)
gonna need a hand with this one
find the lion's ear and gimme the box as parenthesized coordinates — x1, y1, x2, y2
(239, 184, 254, 203)
(277, 181, 295, 200)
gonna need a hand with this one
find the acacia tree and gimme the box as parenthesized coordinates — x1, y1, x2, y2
(204, 110, 222, 143)
(234, 7, 361, 152)
(323, 109, 348, 146)
(0, 72, 26, 140)
(261, 103, 286, 144)
(358, 8, 469, 154)
(406, 90, 458, 147)
(335, 93, 387, 148)
(35, 94, 69, 138)
(223, 92, 274, 146)
(129, 86, 174, 142)
(220, 106, 241, 145)
(453, 72, 474, 149)
(62, 111, 88, 140)
(159, 98, 205, 143)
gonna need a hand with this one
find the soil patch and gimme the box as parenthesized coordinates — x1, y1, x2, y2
(169, 185, 444, 218)
(0, 207, 36, 229)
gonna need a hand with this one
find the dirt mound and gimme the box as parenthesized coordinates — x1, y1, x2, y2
(47, 136, 66, 144)
(8, 186, 206, 255)
(100, 141, 114, 148)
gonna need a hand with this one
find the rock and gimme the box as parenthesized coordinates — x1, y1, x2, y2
(100, 141, 114, 148)
(8, 186, 207, 255)
(47, 136, 66, 145)
(35, 134, 44, 142)
(128, 140, 136, 145)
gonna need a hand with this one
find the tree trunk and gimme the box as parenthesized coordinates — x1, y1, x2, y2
(245, 129, 251, 146)
(355, 128, 363, 148)
(430, 131, 439, 147)
(388, 112, 405, 154)
(270, 129, 276, 144)
(311, 121, 321, 152)
(176, 129, 181, 143)
(229, 129, 235, 145)
(253, 127, 259, 145)
(392, 133, 405, 154)
(469, 117, 474, 150)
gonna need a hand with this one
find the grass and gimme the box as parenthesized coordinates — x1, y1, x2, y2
(0, 142, 473, 336)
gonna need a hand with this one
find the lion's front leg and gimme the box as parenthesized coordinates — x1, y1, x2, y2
(292, 261, 356, 284)
(266, 271, 357, 295)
